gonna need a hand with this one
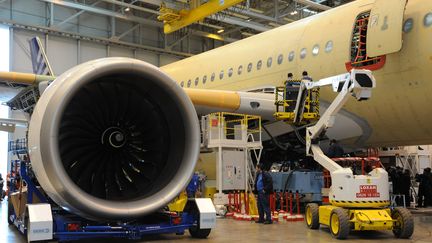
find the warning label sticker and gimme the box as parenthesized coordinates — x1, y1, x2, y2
(356, 185, 380, 198)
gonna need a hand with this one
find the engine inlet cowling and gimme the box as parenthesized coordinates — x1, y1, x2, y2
(28, 58, 199, 220)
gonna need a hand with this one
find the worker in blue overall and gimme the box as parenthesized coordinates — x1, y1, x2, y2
(186, 173, 200, 198)
(254, 164, 274, 224)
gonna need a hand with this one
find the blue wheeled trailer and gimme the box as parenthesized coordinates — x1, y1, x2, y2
(8, 160, 216, 242)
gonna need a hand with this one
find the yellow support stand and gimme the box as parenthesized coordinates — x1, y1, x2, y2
(168, 191, 188, 212)
(248, 193, 258, 216)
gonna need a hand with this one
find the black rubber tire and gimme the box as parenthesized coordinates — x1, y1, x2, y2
(392, 207, 414, 239)
(7, 199, 14, 225)
(305, 203, 320, 229)
(329, 208, 350, 240)
(189, 226, 211, 239)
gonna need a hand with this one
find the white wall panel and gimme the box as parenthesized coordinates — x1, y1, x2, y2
(135, 50, 158, 66)
(80, 41, 107, 63)
(12, 30, 44, 73)
(160, 55, 181, 66)
(46, 36, 78, 74)
(109, 46, 134, 58)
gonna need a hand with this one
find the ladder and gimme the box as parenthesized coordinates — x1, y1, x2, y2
(246, 133, 262, 193)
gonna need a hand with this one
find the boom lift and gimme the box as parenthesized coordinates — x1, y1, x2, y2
(275, 70, 414, 239)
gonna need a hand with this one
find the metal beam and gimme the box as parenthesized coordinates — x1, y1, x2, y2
(100, 0, 159, 14)
(39, 0, 163, 27)
(113, 23, 140, 41)
(294, 0, 331, 11)
(167, 33, 190, 49)
(54, 0, 102, 28)
(208, 15, 270, 32)
(193, 30, 238, 43)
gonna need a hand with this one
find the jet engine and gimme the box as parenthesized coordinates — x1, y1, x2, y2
(28, 58, 200, 220)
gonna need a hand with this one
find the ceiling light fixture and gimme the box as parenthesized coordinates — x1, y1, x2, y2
(217, 29, 225, 34)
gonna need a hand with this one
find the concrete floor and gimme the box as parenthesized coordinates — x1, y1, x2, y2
(2, 199, 432, 243)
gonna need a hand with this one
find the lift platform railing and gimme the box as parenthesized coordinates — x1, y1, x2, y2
(273, 81, 320, 125)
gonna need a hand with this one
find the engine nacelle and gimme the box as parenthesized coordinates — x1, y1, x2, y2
(28, 58, 200, 220)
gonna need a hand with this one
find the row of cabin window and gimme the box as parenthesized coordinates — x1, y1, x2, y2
(179, 40, 335, 88)
(403, 12, 432, 33)
(179, 12, 432, 88)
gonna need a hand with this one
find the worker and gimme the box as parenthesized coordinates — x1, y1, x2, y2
(417, 167, 432, 207)
(287, 72, 294, 82)
(326, 139, 344, 158)
(186, 173, 200, 198)
(254, 163, 273, 224)
(284, 72, 298, 112)
(400, 169, 411, 207)
(0, 173, 3, 201)
(302, 71, 312, 81)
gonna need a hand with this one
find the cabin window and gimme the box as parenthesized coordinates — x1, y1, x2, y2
(312, 45, 320, 56)
(257, 60, 262, 70)
(180, 81, 184, 87)
(300, 48, 307, 59)
(187, 79, 191, 87)
(425, 13, 432, 27)
(247, 63, 253, 72)
(238, 65, 243, 75)
(325, 41, 333, 53)
(267, 57, 272, 67)
(277, 54, 283, 64)
(194, 77, 199, 86)
(403, 18, 414, 33)
(219, 70, 224, 80)
(203, 75, 207, 84)
(288, 51, 295, 62)
(211, 73, 215, 82)
(228, 68, 233, 77)
(347, 11, 385, 70)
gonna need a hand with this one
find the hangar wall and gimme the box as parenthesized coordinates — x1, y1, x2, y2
(0, 0, 210, 62)
(10, 28, 181, 74)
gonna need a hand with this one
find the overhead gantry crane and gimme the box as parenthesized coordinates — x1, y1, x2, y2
(158, 0, 245, 34)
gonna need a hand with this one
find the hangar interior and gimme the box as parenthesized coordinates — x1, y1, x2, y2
(0, 0, 431, 242)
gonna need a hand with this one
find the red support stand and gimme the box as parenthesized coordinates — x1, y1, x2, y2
(295, 192, 304, 221)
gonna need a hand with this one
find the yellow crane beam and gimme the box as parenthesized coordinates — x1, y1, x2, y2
(158, 0, 244, 34)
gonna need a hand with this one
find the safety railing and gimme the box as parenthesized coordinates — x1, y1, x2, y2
(273, 82, 320, 125)
(201, 112, 262, 148)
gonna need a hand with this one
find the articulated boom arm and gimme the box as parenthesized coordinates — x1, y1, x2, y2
(304, 69, 376, 173)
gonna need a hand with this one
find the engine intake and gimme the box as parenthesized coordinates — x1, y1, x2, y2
(28, 58, 199, 220)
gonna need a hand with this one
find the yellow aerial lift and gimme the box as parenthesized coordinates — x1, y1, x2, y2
(275, 70, 413, 239)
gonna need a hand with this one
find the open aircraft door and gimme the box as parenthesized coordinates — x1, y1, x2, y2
(366, 0, 407, 57)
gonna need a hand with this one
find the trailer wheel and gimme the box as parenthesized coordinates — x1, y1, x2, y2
(329, 208, 350, 239)
(7, 199, 14, 225)
(392, 207, 414, 239)
(305, 203, 319, 229)
(189, 226, 211, 239)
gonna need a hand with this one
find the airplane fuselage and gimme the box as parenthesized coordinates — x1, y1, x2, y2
(162, 0, 432, 147)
